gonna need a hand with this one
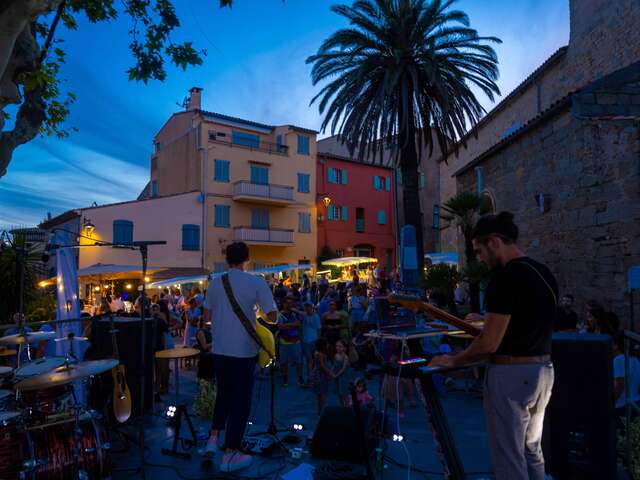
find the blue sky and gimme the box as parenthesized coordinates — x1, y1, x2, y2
(0, 0, 569, 227)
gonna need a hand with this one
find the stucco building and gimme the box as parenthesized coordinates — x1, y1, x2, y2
(316, 152, 396, 271)
(150, 88, 318, 273)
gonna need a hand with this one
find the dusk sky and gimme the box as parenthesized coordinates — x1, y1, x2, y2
(0, 0, 569, 227)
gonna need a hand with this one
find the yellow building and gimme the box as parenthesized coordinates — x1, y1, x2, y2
(150, 87, 318, 273)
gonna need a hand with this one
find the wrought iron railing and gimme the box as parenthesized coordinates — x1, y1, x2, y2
(234, 227, 294, 244)
(233, 181, 294, 201)
(208, 132, 288, 155)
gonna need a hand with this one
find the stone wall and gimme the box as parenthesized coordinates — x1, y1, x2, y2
(439, 0, 640, 253)
(456, 68, 640, 324)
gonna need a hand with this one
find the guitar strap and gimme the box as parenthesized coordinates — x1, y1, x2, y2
(221, 273, 273, 360)
(513, 261, 558, 306)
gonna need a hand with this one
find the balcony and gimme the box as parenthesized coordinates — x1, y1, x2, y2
(234, 227, 294, 246)
(232, 181, 295, 206)
(208, 131, 288, 156)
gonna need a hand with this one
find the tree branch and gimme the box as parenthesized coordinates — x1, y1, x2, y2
(38, 0, 65, 64)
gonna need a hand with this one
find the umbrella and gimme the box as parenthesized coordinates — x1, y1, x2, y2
(78, 263, 164, 280)
(321, 257, 378, 267)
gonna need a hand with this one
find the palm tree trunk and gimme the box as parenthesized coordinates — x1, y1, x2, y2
(463, 227, 481, 313)
(398, 96, 425, 279)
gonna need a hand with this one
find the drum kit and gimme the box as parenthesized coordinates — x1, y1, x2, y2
(0, 331, 116, 479)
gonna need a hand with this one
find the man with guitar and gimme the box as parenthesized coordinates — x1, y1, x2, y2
(429, 212, 557, 480)
(203, 242, 278, 473)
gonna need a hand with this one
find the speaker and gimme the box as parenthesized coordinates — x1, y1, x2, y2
(311, 406, 379, 462)
(542, 333, 616, 479)
(87, 316, 160, 418)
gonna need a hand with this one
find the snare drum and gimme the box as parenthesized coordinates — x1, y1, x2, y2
(15, 358, 74, 415)
(0, 411, 110, 479)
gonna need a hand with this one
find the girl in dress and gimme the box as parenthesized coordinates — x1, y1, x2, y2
(334, 340, 352, 406)
(347, 377, 375, 408)
(311, 338, 334, 415)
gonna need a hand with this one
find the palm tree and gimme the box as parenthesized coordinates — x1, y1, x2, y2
(307, 0, 501, 274)
(440, 191, 492, 312)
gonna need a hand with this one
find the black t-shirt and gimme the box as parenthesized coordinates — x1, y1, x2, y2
(484, 257, 558, 356)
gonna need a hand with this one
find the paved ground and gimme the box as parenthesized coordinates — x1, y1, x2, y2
(108, 364, 494, 480)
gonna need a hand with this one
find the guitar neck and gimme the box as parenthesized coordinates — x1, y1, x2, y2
(109, 316, 120, 359)
(387, 295, 482, 337)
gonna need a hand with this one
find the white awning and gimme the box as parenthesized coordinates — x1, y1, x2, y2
(321, 257, 378, 267)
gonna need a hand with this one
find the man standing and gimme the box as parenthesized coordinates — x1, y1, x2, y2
(430, 212, 557, 480)
(203, 242, 277, 472)
(555, 294, 578, 332)
(278, 295, 304, 387)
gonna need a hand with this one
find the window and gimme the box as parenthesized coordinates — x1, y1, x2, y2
(151, 157, 157, 171)
(213, 262, 227, 273)
(250, 165, 269, 185)
(377, 210, 387, 225)
(151, 181, 158, 197)
(214, 205, 230, 227)
(385, 176, 391, 191)
(373, 176, 382, 190)
(297, 173, 310, 193)
(154, 141, 161, 153)
(297, 135, 310, 155)
(354, 246, 373, 257)
(327, 205, 346, 221)
(181, 224, 200, 251)
(356, 208, 365, 233)
(327, 167, 347, 185)
(251, 208, 270, 229)
(432, 205, 440, 230)
(396, 168, 402, 185)
(214, 160, 230, 182)
(276, 134, 286, 153)
(232, 130, 260, 148)
(113, 220, 133, 245)
(298, 212, 311, 233)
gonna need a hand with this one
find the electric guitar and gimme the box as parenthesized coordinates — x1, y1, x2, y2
(387, 294, 482, 337)
(108, 315, 132, 423)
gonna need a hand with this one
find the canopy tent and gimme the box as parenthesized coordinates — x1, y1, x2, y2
(321, 257, 378, 267)
(147, 264, 312, 289)
(424, 252, 459, 266)
(78, 263, 164, 280)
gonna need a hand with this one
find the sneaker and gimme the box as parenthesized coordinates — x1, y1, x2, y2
(219, 451, 253, 472)
(204, 433, 219, 455)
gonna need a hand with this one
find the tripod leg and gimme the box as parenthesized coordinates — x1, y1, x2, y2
(182, 406, 198, 444)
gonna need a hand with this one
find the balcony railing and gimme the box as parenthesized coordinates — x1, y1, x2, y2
(234, 227, 294, 244)
(233, 181, 294, 202)
(208, 131, 288, 155)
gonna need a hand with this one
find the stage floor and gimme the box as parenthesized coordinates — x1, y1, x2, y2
(109, 366, 493, 479)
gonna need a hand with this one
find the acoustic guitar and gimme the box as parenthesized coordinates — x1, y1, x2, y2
(387, 294, 482, 337)
(108, 315, 132, 423)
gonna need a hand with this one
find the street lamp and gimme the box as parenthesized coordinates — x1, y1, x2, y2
(322, 195, 332, 207)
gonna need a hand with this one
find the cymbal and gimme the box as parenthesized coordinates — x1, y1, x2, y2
(155, 347, 200, 359)
(15, 359, 119, 391)
(0, 331, 56, 345)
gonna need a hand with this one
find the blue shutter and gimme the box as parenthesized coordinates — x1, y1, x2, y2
(328, 205, 335, 220)
(385, 176, 391, 191)
(327, 167, 336, 184)
(214, 160, 230, 182)
(341, 206, 348, 221)
(298, 212, 311, 233)
(373, 176, 379, 190)
(232, 130, 260, 148)
(214, 205, 230, 227)
(151, 181, 158, 197)
(341, 169, 348, 184)
(297, 135, 309, 155)
(297, 173, 310, 193)
(113, 220, 133, 245)
(181, 224, 200, 251)
(251, 209, 269, 229)
(377, 210, 387, 225)
(251, 165, 269, 185)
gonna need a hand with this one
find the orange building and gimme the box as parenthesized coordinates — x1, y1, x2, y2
(150, 87, 318, 272)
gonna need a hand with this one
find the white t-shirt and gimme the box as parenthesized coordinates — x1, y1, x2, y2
(613, 354, 640, 409)
(204, 268, 277, 358)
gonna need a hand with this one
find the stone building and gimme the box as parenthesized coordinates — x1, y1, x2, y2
(437, 0, 640, 252)
(455, 62, 640, 322)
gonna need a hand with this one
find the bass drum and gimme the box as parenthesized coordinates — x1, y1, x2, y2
(0, 411, 110, 479)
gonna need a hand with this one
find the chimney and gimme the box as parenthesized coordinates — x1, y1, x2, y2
(187, 87, 202, 111)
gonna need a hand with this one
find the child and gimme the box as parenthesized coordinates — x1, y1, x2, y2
(381, 341, 417, 419)
(347, 377, 375, 409)
(334, 340, 352, 406)
(311, 338, 334, 415)
(300, 302, 321, 384)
